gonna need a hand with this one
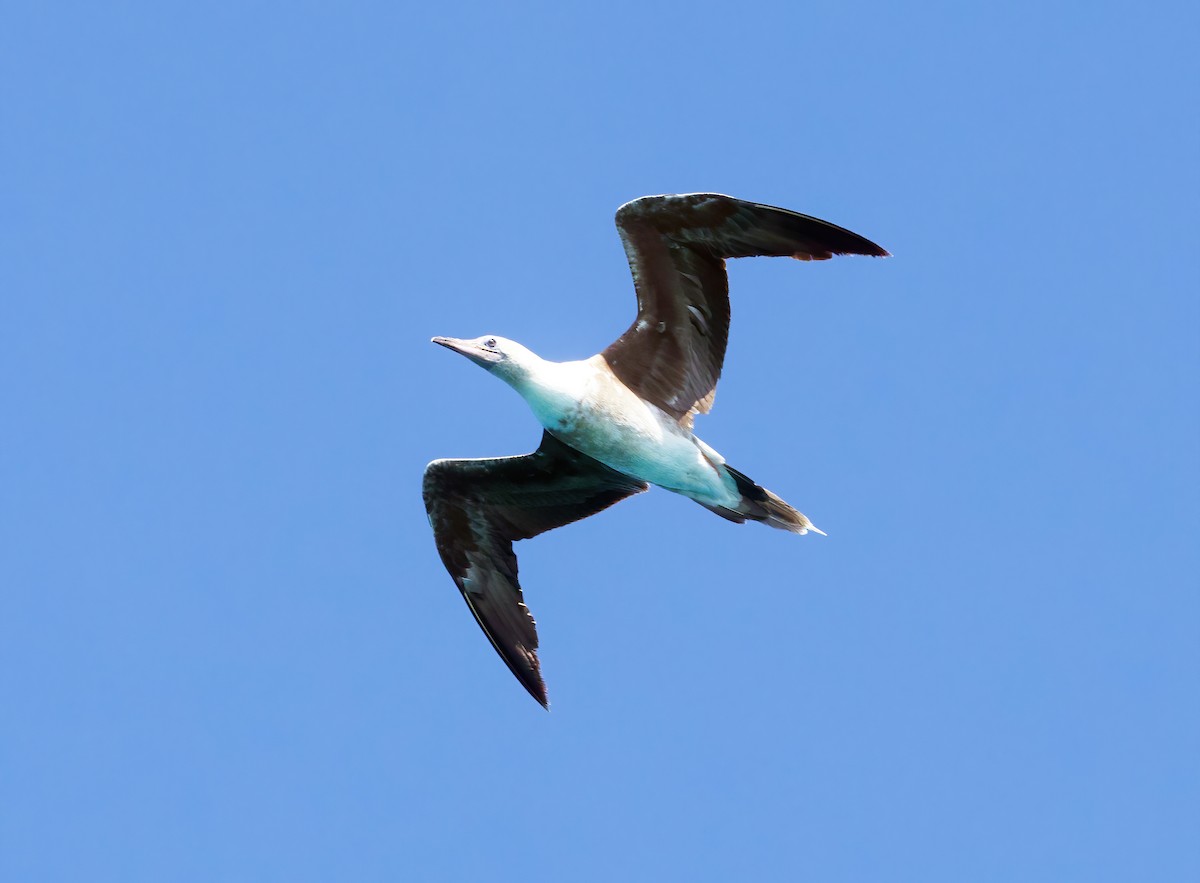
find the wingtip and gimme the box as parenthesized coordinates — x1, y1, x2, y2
(851, 240, 890, 259)
(796, 240, 890, 261)
(522, 671, 550, 709)
(831, 227, 889, 259)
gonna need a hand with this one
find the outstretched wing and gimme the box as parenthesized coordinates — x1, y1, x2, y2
(602, 193, 889, 423)
(422, 431, 648, 707)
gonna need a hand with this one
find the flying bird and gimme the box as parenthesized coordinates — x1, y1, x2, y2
(423, 193, 888, 707)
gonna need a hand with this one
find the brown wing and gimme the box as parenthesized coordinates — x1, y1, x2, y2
(602, 193, 889, 423)
(422, 431, 648, 707)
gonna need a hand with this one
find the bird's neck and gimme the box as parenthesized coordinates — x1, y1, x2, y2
(504, 356, 597, 433)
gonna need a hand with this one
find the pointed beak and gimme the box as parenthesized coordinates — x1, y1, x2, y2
(431, 336, 481, 361)
(431, 336, 501, 367)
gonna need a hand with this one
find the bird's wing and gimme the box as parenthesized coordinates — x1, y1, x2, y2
(602, 193, 889, 424)
(422, 430, 648, 707)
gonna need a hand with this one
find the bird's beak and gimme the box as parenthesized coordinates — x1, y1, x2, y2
(431, 336, 501, 367)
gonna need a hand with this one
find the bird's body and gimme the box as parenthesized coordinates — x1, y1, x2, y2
(423, 193, 888, 706)
(506, 351, 737, 508)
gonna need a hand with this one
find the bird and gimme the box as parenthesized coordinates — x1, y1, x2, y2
(423, 193, 888, 707)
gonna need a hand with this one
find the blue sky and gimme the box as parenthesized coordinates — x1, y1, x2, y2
(2, 2, 1197, 881)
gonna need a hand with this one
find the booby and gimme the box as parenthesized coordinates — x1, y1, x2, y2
(423, 193, 888, 707)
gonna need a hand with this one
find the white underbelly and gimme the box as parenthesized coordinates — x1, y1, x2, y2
(549, 388, 734, 505)
(514, 355, 738, 505)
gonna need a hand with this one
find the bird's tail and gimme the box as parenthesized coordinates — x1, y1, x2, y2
(698, 465, 825, 535)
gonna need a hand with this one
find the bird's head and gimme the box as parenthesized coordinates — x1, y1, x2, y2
(431, 335, 542, 384)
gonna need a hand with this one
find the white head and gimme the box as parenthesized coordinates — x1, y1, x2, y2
(431, 335, 545, 387)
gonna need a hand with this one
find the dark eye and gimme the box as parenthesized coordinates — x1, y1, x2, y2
(484, 337, 497, 348)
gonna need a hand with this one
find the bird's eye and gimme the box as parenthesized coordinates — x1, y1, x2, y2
(484, 337, 497, 348)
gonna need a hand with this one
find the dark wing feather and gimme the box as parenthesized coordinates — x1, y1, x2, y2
(602, 193, 889, 422)
(422, 431, 648, 707)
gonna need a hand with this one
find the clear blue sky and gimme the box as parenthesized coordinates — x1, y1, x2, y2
(2, 2, 1197, 881)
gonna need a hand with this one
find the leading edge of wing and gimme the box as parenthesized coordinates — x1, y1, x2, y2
(615, 193, 890, 260)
